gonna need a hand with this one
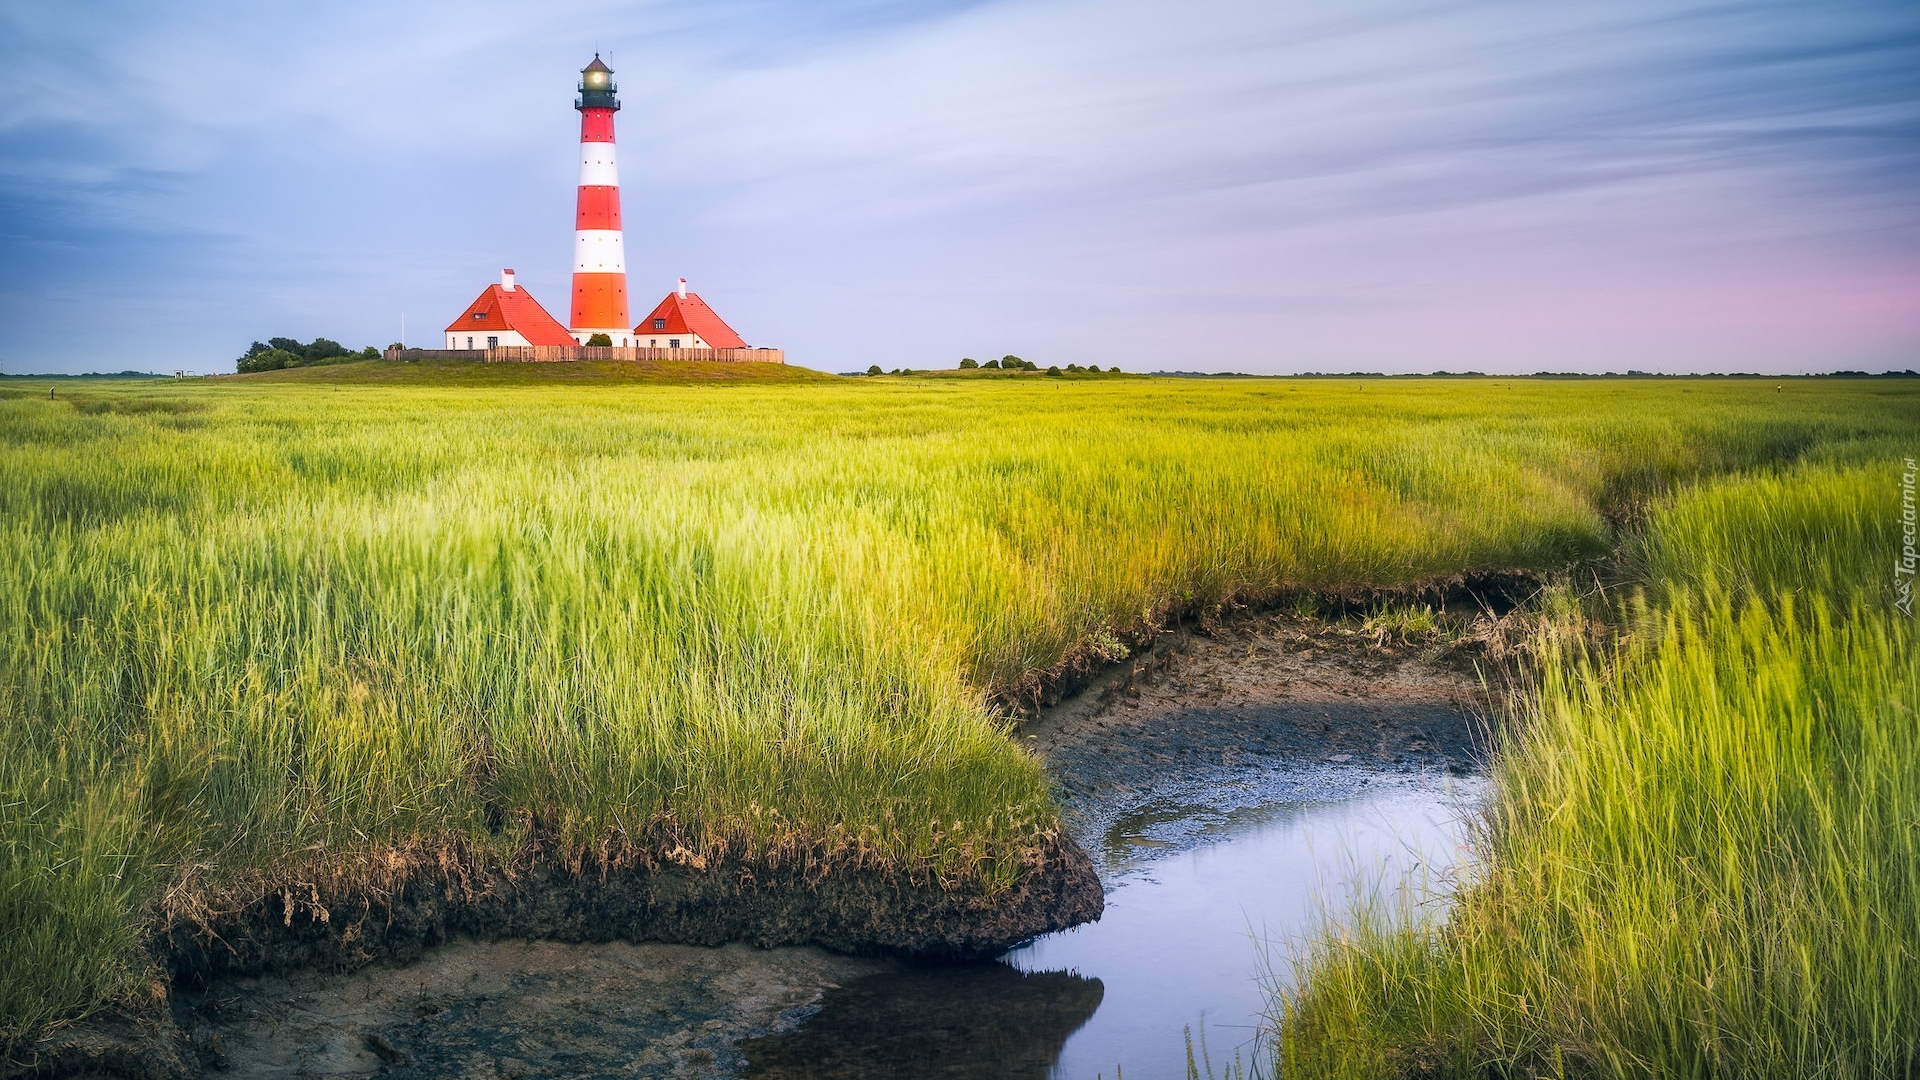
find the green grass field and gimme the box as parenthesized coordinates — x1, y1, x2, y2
(1, 366, 1914, 1061)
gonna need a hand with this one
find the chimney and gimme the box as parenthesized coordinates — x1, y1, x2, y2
(677, 277, 687, 299)
(501, 268, 517, 291)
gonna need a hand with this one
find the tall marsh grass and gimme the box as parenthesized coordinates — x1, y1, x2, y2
(1, 374, 1913, 1038)
(1277, 458, 1919, 1077)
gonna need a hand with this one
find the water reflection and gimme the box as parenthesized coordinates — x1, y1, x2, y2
(741, 776, 1478, 1080)
(738, 965, 1104, 1078)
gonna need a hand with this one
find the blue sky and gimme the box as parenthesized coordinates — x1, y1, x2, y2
(1, 0, 1916, 374)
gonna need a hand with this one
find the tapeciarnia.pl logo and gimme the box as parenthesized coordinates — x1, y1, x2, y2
(1898, 456, 1916, 617)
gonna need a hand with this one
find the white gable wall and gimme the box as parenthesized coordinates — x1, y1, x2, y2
(447, 328, 538, 349)
(638, 331, 712, 348)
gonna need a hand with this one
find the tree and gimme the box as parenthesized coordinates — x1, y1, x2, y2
(1109, 366, 1121, 373)
(867, 364, 883, 376)
(305, 338, 350, 361)
(585, 333, 613, 347)
(959, 357, 978, 369)
(1046, 365, 1063, 377)
(237, 348, 300, 374)
(982, 359, 1000, 369)
(239, 336, 383, 373)
(1003, 355, 1023, 368)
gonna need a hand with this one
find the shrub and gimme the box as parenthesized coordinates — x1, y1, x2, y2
(867, 364, 883, 376)
(585, 333, 614, 347)
(238, 337, 363, 373)
(237, 348, 301, 374)
(1003, 355, 1023, 368)
(982, 359, 1001, 369)
(1109, 366, 1121, 373)
(959, 358, 979, 369)
(1065, 363, 1084, 373)
(1046, 366, 1063, 377)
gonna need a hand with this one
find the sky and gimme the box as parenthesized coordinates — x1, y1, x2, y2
(1, 0, 1916, 375)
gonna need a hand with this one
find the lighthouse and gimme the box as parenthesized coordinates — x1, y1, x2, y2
(569, 55, 630, 345)
(418, 55, 782, 365)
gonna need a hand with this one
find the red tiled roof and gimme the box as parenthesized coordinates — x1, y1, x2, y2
(634, 291, 748, 349)
(444, 283, 577, 345)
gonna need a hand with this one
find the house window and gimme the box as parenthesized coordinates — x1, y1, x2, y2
(653, 318, 667, 330)
(487, 336, 498, 348)
(472, 312, 485, 320)
(669, 338, 681, 348)
(649, 339, 657, 347)
(466, 336, 473, 348)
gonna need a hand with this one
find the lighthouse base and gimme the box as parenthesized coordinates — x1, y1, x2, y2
(569, 328, 634, 346)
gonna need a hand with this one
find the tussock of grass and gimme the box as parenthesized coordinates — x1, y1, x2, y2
(1, 376, 1913, 1039)
(1633, 462, 1890, 606)
(1278, 462, 1920, 1078)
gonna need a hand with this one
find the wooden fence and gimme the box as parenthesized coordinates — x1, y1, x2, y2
(385, 346, 784, 365)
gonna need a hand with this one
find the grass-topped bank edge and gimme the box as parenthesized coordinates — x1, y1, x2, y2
(1276, 456, 1918, 1077)
(2, 374, 1915, 1057)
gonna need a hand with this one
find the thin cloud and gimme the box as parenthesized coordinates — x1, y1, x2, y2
(0, 0, 1915, 372)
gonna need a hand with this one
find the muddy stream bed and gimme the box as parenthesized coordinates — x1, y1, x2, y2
(171, 613, 1493, 1079)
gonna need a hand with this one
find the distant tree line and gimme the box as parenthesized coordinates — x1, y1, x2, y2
(859, 355, 1125, 377)
(237, 337, 379, 374)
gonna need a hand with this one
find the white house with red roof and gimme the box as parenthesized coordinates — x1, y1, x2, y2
(633, 279, 749, 349)
(444, 270, 584, 349)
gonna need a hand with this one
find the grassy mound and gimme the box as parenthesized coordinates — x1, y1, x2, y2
(1, 376, 1913, 1040)
(234, 357, 833, 385)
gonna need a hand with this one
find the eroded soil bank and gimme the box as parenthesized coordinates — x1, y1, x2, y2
(160, 835, 1102, 983)
(9, 838, 1100, 1079)
(12, 589, 1515, 1079)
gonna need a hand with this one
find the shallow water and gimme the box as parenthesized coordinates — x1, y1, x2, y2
(740, 772, 1481, 1079)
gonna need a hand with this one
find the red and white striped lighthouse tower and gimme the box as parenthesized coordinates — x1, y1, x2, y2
(568, 55, 630, 344)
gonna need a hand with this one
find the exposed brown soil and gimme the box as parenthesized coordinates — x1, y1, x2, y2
(179, 940, 891, 1079)
(1020, 600, 1512, 850)
(1025, 611, 1490, 760)
(992, 570, 1541, 718)
(2, 1012, 193, 1080)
